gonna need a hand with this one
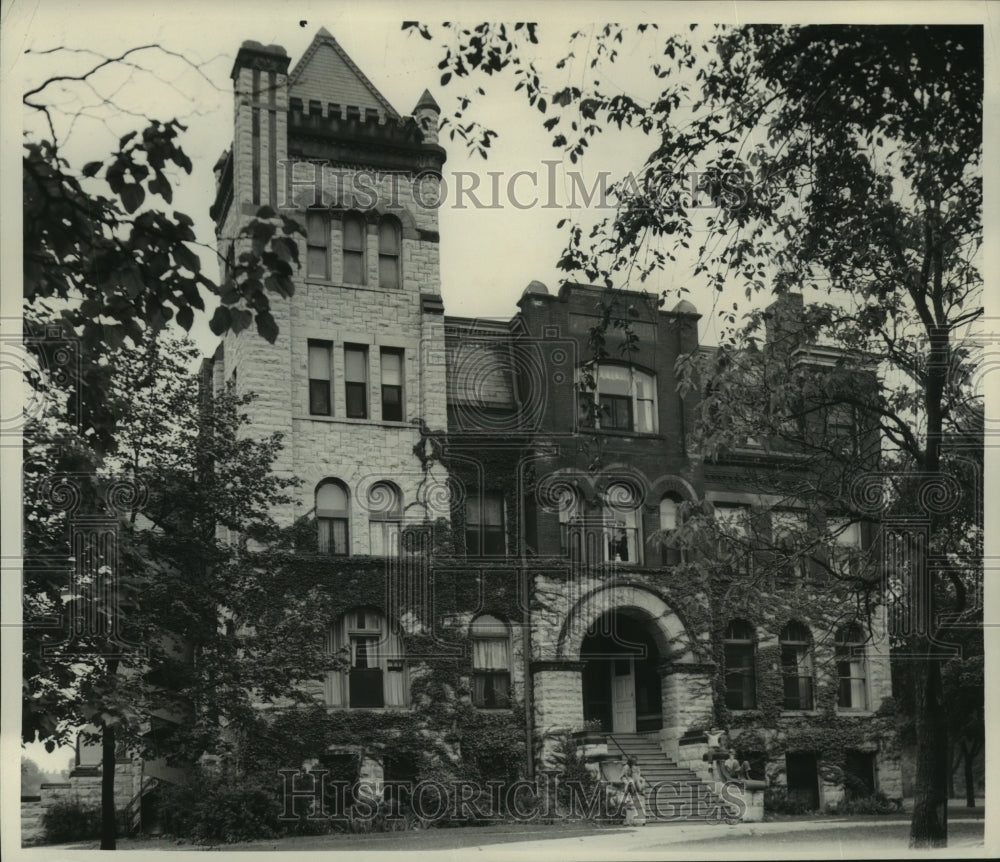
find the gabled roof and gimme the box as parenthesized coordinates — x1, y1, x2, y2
(288, 27, 400, 120)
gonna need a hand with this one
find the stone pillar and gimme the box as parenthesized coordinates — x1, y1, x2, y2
(531, 660, 585, 769)
(659, 662, 716, 761)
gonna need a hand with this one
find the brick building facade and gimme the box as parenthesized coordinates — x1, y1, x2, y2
(202, 29, 901, 816)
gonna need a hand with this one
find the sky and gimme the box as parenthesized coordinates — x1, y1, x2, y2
(4, 0, 998, 775)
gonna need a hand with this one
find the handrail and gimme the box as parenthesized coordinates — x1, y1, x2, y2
(606, 733, 630, 762)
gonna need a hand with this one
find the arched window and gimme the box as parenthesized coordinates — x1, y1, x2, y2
(723, 620, 756, 710)
(603, 482, 641, 564)
(316, 479, 349, 555)
(326, 608, 407, 708)
(557, 486, 583, 557)
(835, 623, 868, 710)
(578, 364, 657, 433)
(659, 494, 685, 565)
(779, 622, 814, 710)
(378, 216, 401, 289)
(470, 615, 511, 708)
(342, 212, 366, 285)
(368, 481, 402, 557)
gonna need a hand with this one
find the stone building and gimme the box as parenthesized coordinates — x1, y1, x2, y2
(202, 28, 901, 818)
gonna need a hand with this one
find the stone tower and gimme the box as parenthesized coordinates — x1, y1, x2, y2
(208, 28, 450, 543)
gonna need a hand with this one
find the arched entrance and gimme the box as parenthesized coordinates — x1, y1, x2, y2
(580, 610, 663, 733)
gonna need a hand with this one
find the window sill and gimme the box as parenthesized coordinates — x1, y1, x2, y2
(835, 708, 873, 717)
(325, 705, 410, 712)
(580, 428, 663, 440)
(298, 414, 411, 428)
(304, 278, 404, 293)
(779, 710, 821, 718)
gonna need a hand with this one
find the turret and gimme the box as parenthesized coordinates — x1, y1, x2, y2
(413, 89, 441, 145)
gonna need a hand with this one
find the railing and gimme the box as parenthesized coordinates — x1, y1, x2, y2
(122, 776, 158, 835)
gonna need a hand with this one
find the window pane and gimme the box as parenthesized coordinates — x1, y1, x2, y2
(343, 216, 365, 250)
(309, 343, 331, 378)
(318, 516, 348, 555)
(483, 494, 503, 526)
(379, 255, 399, 289)
(379, 219, 400, 253)
(345, 347, 367, 382)
(346, 382, 367, 418)
(659, 497, 678, 530)
(381, 351, 402, 386)
(466, 497, 481, 526)
(317, 483, 347, 513)
(343, 251, 364, 284)
(310, 380, 331, 415)
(483, 527, 505, 556)
(635, 398, 654, 432)
(382, 386, 402, 421)
(472, 638, 509, 670)
(598, 365, 631, 395)
(308, 247, 330, 279)
(307, 212, 328, 245)
(465, 528, 481, 557)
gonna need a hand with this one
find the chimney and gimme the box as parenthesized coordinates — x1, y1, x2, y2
(763, 292, 805, 350)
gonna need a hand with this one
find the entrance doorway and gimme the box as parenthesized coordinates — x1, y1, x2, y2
(580, 610, 663, 733)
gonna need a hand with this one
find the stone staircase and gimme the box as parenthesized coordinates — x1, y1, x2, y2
(607, 732, 729, 822)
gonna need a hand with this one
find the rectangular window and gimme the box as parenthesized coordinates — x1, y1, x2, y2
(772, 510, 809, 578)
(715, 503, 752, 575)
(344, 345, 368, 418)
(343, 216, 366, 285)
(380, 349, 404, 421)
(466, 492, 505, 557)
(378, 220, 401, 289)
(306, 211, 330, 279)
(308, 341, 332, 416)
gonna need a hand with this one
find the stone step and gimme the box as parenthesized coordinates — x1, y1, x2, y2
(607, 732, 729, 822)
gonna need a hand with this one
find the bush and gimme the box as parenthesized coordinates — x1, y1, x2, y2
(159, 769, 284, 844)
(763, 787, 815, 815)
(40, 801, 116, 844)
(827, 791, 901, 815)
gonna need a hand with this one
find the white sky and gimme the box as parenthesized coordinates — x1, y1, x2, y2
(3, 0, 998, 782)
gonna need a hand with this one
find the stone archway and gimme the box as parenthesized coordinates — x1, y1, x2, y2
(557, 584, 694, 663)
(530, 585, 713, 761)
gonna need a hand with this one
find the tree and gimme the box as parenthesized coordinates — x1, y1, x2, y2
(22, 46, 304, 455)
(22, 330, 304, 849)
(21, 46, 316, 848)
(412, 22, 983, 847)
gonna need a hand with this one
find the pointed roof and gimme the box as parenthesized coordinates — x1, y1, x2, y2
(414, 88, 440, 113)
(289, 28, 400, 120)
